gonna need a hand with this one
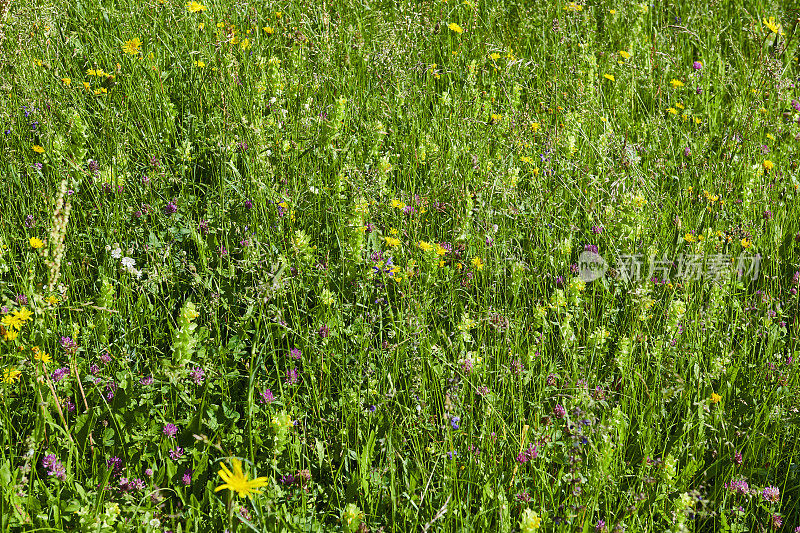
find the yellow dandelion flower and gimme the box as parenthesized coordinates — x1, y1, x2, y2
(122, 37, 142, 55)
(667, 108, 678, 115)
(763, 160, 774, 171)
(194, 60, 205, 68)
(32, 145, 45, 154)
(603, 74, 615, 82)
(214, 458, 269, 499)
(418, 241, 433, 253)
(670, 79, 684, 88)
(187, 1, 207, 13)
(710, 392, 722, 404)
(564, 2, 582, 12)
(471, 257, 483, 270)
(618, 50, 630, 59)
(762, 17, 781, 35)
(264, 26, 274, 34)
(391, 199, 406, 209)
(34, 351, 52, 364)
(61, 77, 71, 85)
(384, 236, 401, 247)
(29, 237, 44, 249)
(3, 368, 22, 383)
(448, 22, 464, 33)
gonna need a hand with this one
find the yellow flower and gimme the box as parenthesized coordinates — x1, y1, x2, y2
(489, 52, 501, 61)
(3, 368, 21, 383)
(520, 508, 542, 531)
(241, 38, 251, 50)
(14, 307, 33, 323)
(391, 199, 406, 209)
(418, 241, 433, 253)
(435, 244, 447, 256)
(2, 314, 21, 331)
(762, 17, 782, 35)
(670, 79, 684, 88)
(530, 122, 540, 131)
(83, 82, 91, 90)
(194, 60, 205, 68)
(46, 295, 60, 306)
(667, 108, 678, 115)
(29, 237, 44, 249)
(684, 233, 696, 243)
(186, 1, 207, 13)
(384, 236, 401, 248)
(61, 77, 71, 85)
(214, 458, 269, 499)
(763, 160, 774, 171)
(34, 351, 52, 364)
(741, 238, 751, 249)
(122, 37, 142, 55)
(32, 145, 44, 154)
(198, 22, 205, 29)
(263, 26, 274, 34)
(603, 73, 615, 82)
(618, 50, 630, 59)
(471, 257, 483, 270)
(448, 22, 464, 33)
(564, 2, 582, 12)
(490, 113, 502, 123)
(3, 328, 19, 341)
(710, 393, 722, 404)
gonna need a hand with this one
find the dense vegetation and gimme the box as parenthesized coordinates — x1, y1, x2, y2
(1, 0, 799, 531)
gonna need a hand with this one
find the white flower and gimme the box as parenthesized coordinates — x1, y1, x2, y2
(121, 256, 136, 269)
(111, 246, 122, 259)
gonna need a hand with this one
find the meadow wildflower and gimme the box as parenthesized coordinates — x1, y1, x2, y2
(670, 79, 684, 88)
(762, 17, 781, 34)
(710, 393, 721, 404)
(564, 2, 582, 11)
(520, 508, 542, 531)
(448, 22, 464, 33)
(32, 145, 44, 153)
(215, 458, 269, 498)
(187, 1, 207, 13)
(122, 38, 142, 55)
(618, 50, 630, 59)
(762, 486, 780, 503)
(763, 160, 774, 171)
(3, 368, 21, 383)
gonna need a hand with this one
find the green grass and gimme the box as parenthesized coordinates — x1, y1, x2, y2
(0, 0, 799, 531)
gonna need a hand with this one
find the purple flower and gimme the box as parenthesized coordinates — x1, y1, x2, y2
(60, 336, 77, 352)
(596, 520, 607, 532)
(145, 468, 154, 477)
(546, 373, 558, 386)
(65, 397, 75, 413)
(725, 478, 749, 495)
(163, 423, 179, 437)
(169, 447, 184, 461)
(692, 61, 702, 70)
(318, 324, 330, 338)
(15, 294, 28, 305)
(182, 468, 192, 486)
(24, 215, 35, 228)
(289, 348, 302, 360)
(52, 366, 70, 382)
(164, 201, 178, 215)
(771, 514, 782, 529)
(584, 244, 598, 254)
(107, 456, 124, 477)
(260, 389, 275, 403)
(554, 404, 567, 418)
(141, 375, 154, 386)
(198, 219, 210, 235)
(591, 225, 603, 234)
(450, 416, 460, 430)
(90, 364, 100, 375)
(285, 368, 299, 385)
(762, 486, 780, 503)
(100, 352, 112, 364)
(684, 146, 691, 157)
(793, 99, 800, 112)
(280, 473, 296, 485)
(42, 454, 67, 479)
(244, 199, 253, 209)
(189, 367, 205, 385)
(555, 275, 565, 287)
(461, 358, 473, 374)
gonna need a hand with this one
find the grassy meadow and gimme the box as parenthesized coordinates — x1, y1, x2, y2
(1, 0, 800, 530)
